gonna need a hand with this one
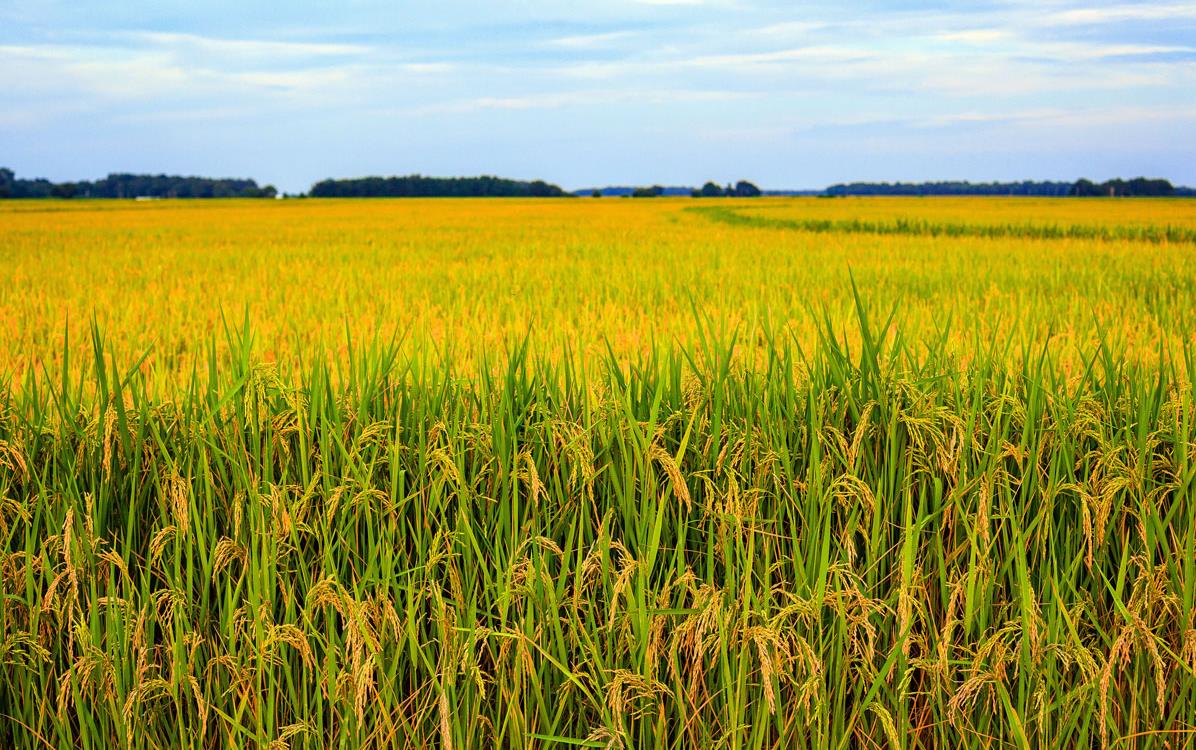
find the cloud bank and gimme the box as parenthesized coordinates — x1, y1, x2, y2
(1, 1, 1193, 190)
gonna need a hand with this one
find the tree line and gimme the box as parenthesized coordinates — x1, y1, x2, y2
(608, 181, 763, 198)
(4, 167, 1192, 200)
(308, 175, 567, 198)
(824, 178, 1189, 197)
(1, 169, 566, 199)
(0, 168, 276, 199)
(1070, 178, 1184, 197)
(693, 181, 762, 197)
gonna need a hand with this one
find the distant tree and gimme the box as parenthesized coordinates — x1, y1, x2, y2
(1070, 177, 1173, 197)
(79, 173, 270, 199)
(631, 186, 663, 198)
(308, 175, 569, 198)
(826, 180, 1082, 197)
(733, 180, 762, 197)
(591, 189, 602, 198)
(235, 184, 277, 198)
(698, 181, 723, 198)
(0, 169, 277, 199)
(13, 177, 53, 198)
(1126, 177, 1173, 196)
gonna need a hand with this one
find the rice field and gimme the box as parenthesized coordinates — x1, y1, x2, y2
(1, 197, 1195, 748)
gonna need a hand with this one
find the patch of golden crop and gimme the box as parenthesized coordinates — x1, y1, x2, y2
(1, 197, 1193, 383)
(729, 195, 1196, 230)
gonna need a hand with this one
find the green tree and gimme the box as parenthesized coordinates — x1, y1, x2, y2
(733, 180, 761, 197)
(631, 186, 663, 197)
(308, 175, 569, 198)
(51, 182, 78, 199)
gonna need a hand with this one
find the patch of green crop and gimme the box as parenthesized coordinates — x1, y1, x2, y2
(2, 295, 1194, 749)
(689, 204, 1196, 244)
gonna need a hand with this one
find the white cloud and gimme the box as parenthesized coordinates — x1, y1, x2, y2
(393, 62, 455, 74)
(401, 88, 753, 116)
(685, 45, 876, 68)
(546, 31, 637, 49)
(106, 105, 268, 125)
(1040, 3, 1196, 25)
(0, 35, 456, 108)
(934, 29, 1011, 44)
(744, 22, 828, 38)
(1028, 41, 1195, 60)
(0, 44, 190, 100)
(698, 104, 1196, 141)
(3, 1, 1195, 187)
(125, 31, 369, 59)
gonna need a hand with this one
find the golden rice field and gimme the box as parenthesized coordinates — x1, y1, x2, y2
(3, 197, 1195, 378)
(1, 197, 1195, 749)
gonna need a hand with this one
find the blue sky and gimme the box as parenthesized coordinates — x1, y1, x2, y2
(2, 1, 1194, 192)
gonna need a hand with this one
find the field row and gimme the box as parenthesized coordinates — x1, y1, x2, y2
(692, 204, 1196, 244)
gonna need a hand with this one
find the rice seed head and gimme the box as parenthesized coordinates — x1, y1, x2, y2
(649, 443, 691, 510)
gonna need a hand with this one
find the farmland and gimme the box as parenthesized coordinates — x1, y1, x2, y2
(2, 197, 1195, 748)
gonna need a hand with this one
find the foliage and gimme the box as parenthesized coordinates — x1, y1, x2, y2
(825, 181, 1081, 197)
(0, 167, 276, 199)
(632, 186, 664, 197)
(1071, 178, 1177, 197)
(692, 181, 762, 198)
(822, 178, 1191, 198)
(308, 174, 568, 198)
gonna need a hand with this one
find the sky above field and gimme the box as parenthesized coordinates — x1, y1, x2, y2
(2, 1, 1194, 192)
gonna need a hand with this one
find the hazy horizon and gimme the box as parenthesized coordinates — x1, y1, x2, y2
(3, 1, 1195, 194)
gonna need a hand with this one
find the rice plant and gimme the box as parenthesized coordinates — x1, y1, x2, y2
(1, 198, 1194, 748)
